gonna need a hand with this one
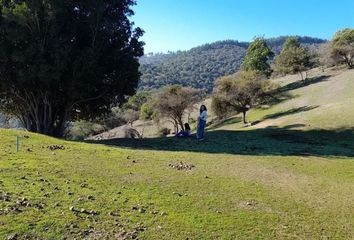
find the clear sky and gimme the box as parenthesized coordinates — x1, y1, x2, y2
(132, 0, 354, 53)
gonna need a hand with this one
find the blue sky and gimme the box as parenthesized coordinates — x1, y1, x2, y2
(132, 0, 354, 53)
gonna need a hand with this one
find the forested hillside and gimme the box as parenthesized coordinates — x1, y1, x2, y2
(139, 36, 326, 91)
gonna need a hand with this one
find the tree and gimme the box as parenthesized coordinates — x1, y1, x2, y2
(274, 37, 314, 81)
(122, 91, 151, 112)
(139, 102, 154, 120)
(122, 109, 139, 126)
(153, 85, 200, 132)
(211, 71, 270, 124)
(317, 42, 336, 71)
(101, 90, 152, 128)
(241, 37, 274, 77)
(0, 0, 144, 137)
(331, 28, 354, 68)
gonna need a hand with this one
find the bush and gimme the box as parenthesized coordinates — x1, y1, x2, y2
(140, 102, 154, 120)
(158, 127, 171, 137)
(211, 70, 270, 124)
(153, 85, 201, 132)
(122, 109, 139, 125)
(67, 120, 106, 140)
(100, 112, 125, 130)
(211, 96, 234, 119)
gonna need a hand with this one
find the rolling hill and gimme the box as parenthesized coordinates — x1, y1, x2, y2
(139, 36, 326, 91)
(1, 67, 353, 239)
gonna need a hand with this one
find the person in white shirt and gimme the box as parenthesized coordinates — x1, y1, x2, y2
(196, 105, 207, 140)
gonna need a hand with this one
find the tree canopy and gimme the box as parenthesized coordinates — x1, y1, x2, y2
(331, 28, 354, 68)
(241, 37, 274, 77)
(0, 0, 144, 136)
(211, 71, 270, 124)
(274, 37, 314, 81)
(152, 85, 200, 132)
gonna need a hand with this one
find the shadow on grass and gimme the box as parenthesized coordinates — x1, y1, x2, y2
(277, 75, 331, 93)
(208, 116, 243, 130)
(209, 105, 318, 130)
(207, 93, 301, 130)
(89, 126, 354, 158)
(263, 106, 319, 120)
(207, 77, 323, 130)
(252, 105, 319, 126)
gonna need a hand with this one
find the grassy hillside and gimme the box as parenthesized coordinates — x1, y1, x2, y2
(218, 67, 354, 131)
(1, 128, 353, 239)
(1, 68, 354, 239)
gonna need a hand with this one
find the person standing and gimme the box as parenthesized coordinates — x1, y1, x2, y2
(197, 105, 208, 140)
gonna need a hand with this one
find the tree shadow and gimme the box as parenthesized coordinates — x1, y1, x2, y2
(207, 91, 298, 130)
(207, 76, 322, 130)
(208, 116, 243, 130)
(252, 105, 319, 126)
(263, 106, 319, 120)
(276, 75, 331, 93)
(275, 124, 307, 129)
(89, 126, 354, 158)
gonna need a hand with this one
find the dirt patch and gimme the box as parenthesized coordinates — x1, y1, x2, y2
(169, 162, 195, 170)
(47, 145, 65, 151)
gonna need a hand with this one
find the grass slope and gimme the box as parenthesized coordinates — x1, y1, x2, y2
(1, 68, 354, 239)
(222, 68, 354, 131)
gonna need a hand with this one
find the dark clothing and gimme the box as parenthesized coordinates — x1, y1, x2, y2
(175, 131, 191, 138)
(196, 119, 206, 140)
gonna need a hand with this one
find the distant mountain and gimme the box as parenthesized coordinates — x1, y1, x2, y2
(138, 36, 326, 92)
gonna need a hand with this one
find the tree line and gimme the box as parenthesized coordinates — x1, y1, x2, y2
(139, 37, 326, 92)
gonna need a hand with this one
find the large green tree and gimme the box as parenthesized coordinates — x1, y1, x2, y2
(241, 37, 274, 77)
(0, 0, 144, 137)
(331, 28, 354, 68)
(274, 37, 314, 81)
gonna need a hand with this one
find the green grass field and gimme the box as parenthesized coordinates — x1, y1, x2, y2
(1, 68, 354, 239)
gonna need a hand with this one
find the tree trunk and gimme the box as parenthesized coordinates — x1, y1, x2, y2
(10, 89, 75, 138)
(242, 111, 247, 124)
(299, 71, 304, 81)
(343, 55, 353, 69)
(18, 99, 69, 138)
(172, 118, 179, 133)
(177, 117, 184, 131)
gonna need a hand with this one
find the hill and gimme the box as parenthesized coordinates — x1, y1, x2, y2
(218, 67, 354, 132)
(94, 67, 354, 140)
(1, 68, 354, 239)
(139, 36, 326, 91)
